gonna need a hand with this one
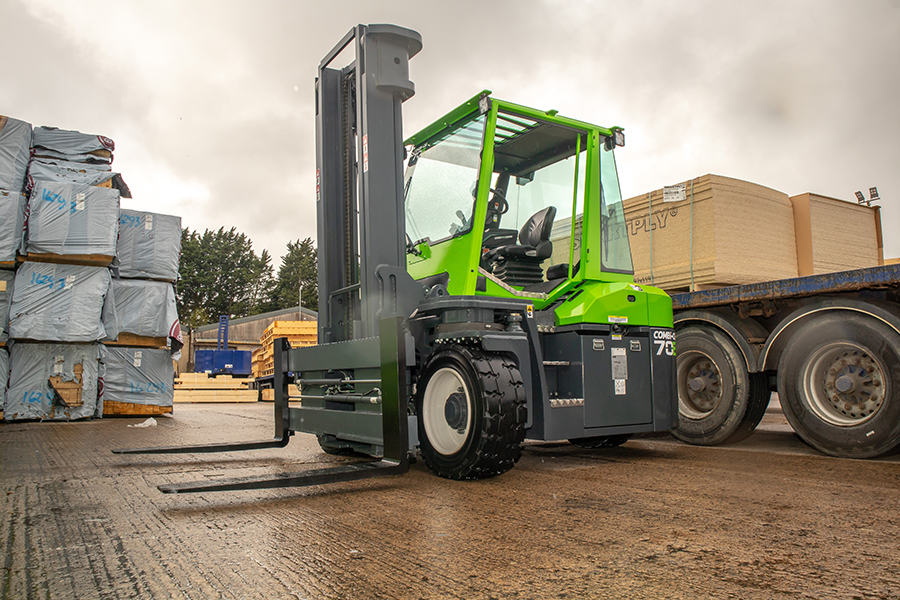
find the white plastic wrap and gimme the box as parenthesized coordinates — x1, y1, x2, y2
(116, 209, 182, 281)
(27, 157, 115, 188)
(9, 262, 113, 342)
(0, 270, 13, 343)
(105, 278, 179, 340)
(0, 190, 25, 264)
(0, 116, 32, 192)
(102, 346, 173, 407)
(4, 342, 101, 421)
(32, 126, 114, 164)
(26, 181, 120, 257)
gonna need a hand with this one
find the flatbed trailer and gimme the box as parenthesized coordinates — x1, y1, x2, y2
(670, 263, 900, 458)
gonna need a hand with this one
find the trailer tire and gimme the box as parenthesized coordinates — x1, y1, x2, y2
(777, 313, 900, 458)
(672, 326, 769, 446)
(569, 434, 631, 449)
(416, 346, 526, 480)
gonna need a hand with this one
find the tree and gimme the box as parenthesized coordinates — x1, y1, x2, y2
(270, 238, 318, 312)
(176, 227, 275, 327)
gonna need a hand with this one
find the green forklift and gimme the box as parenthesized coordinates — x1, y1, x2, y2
(116, 24, 677, 492)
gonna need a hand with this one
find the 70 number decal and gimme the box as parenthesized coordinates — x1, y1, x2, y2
(653, 330, 676, 356)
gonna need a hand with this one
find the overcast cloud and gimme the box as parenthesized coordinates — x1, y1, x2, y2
(3, 0, 899, 261)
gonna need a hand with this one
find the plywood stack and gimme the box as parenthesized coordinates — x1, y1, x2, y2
(790, 193, 882, 276)
(174, 373, 257, 403)
(621, 174, 799, 291)
(255, 321, 317, 378)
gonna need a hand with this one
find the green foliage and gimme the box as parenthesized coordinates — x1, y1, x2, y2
(270, 238, 318, 312)
(176, 227, 276, 327)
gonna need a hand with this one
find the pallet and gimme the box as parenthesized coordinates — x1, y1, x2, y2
(19, 253, 114, 267)
(106, 333, 168, 348)
(103, 400, 173, 416)
(173, 390, 258, 403)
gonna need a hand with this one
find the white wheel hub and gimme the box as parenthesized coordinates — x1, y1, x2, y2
(422, 367, 472, 455)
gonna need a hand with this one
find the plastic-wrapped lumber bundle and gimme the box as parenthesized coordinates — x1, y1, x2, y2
(116, 210, 182, 281)
(26, 158, 132, 199)
(9, 262, 114, 342)
(0, 116, 32, 192)
(25, 181, 120, 264)
(31, 126, 114, 165)
(0, 190, 25, 267)
(102, 346, 173, 408)
(4, 342, 101, 420)
(104, 278, 180, 348)
(0, 271, 13, 343)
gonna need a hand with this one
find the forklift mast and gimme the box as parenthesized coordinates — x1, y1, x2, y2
(316, 24, 422, 343)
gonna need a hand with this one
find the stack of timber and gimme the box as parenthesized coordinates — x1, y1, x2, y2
(260, 384, 302, 402)
(254, 321, 316, 378)
(174, 373, 257, 403)
(621, 174, 800, 292)
(790, 192, 883, 276)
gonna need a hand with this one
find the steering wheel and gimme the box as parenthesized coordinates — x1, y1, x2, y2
(488, 188, 509, 215)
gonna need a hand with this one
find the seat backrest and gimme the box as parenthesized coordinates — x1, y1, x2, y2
(518, 206, 557, 247)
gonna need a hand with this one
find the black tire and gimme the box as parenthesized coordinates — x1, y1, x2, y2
(672, 326, 769, 445)
(415, 346, 527, 480)
(568, 434, 632, 449)
(777, 313, 900, 458)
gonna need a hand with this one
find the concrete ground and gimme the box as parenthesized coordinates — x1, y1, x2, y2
(2, 400, 899, 599)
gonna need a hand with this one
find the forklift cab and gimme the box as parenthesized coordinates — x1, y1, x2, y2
(404, 92, 634, 305)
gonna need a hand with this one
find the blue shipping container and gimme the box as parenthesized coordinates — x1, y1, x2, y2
(194, 349, 252, 376)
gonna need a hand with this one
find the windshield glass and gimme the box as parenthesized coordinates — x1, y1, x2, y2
(404, 114, 486, 244)
(600, 146, 633, 273)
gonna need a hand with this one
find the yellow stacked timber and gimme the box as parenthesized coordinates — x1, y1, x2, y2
(104, 401, 172, 416)
(257, 321, 317, 377)
(790, 193, 882, 276)
(621, 174, 799, 292)
(251, 347, 266, 379)
(173, 372, 257, 403)
(105, 332, 168, 349)
(260, 384, 301, 402)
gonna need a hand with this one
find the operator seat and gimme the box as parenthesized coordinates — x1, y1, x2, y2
(484, 206, 557, 286)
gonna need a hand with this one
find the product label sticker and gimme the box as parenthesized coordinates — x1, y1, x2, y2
(145, 214, 154, 230)
(64, 275, 76, 287)
(133, 351, 142, 367)
(612, 334, 622, 341)
(75, 192, 85, 211)
(526, 305, 534, 318)
(630, 284, 643, 292)
(608, 315, 628, 324)
(611, 347, 628, 380)
(53, 355, 65, 374)
(614, 379, 626, 395)
(363, 134, 369, 173)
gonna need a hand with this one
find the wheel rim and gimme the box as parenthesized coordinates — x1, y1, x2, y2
(422, 367, 473, 455)
(801, 342, 887, 427)
(677, 350, 723, 419)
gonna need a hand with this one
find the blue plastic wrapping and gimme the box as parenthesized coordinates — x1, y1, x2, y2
(0, 116, 32, 192)
(116, 209, 182, 281)
(9, 262, 113, 342)
(101, 346, 173, 407)
(26, 181, 120, 257)
(4, 342, 101, 421)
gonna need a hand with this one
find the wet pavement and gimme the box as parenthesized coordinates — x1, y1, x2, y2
(2, 401, 900, 599)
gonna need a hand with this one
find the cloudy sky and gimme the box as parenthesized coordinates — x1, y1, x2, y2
(4, 0, 899, 262)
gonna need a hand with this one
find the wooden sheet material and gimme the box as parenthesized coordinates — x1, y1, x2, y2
(622, 174, 799, 292)
(790, 193, 882, 276)
(49, 363, 84, 408)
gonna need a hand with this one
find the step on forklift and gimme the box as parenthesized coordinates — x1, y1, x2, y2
(115, 24, 678, 493)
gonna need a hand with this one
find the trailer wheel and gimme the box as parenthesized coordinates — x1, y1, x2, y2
(416, 346, 526, 480)
(672, 326, 769, 445)
(568, 434, 631, 449)
(777, 313, 900, 458)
